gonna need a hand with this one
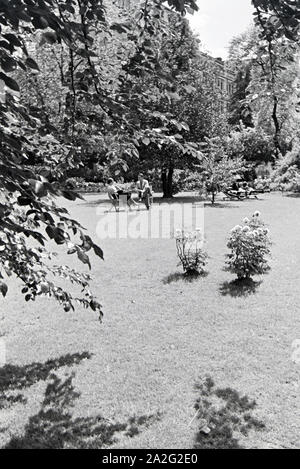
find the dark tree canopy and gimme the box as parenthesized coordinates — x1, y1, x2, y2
(252, 0, 300, 42)
(0, 0, 299, 311)
(0, 0, 198, 311)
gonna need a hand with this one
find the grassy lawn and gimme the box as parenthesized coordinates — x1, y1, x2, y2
(1, 192, 299, 449)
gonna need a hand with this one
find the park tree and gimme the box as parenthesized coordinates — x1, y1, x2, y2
(227, 125, 275, 164)
(2, 0, 299, 310)
(250, 0, 300, 155)
(17, 1, 205, 189)
(199, 137, 245, 204)
(227, 23, 300, 160)
(112, 11, 200, 197)
(228, 66, 253, 129)
(0, 0, 199, 310)
(119, 13, 228, 197)
(227, 1, 300, 177)
(252, 0, 300, 43)
(228, 30, 255, 128)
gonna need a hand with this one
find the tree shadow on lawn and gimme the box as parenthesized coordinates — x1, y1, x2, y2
(4, 373, 159, 449)
(79, 193, 265, 209)
(155, 195, 205, 204)
(0, 352, 92, 412)
(205, 198, 264, 209)
(204, 202, 239, 209)
(78, 198, 111, 207)
(219, 278, 262, 298)
(80, 195, 204, 208)
(284, 192, 300, 198)
(194, 376, 265, 449)
(80, 196, 241, 211)
(80, 194, 210, 207)
(0, 351, 92, 396)
(163, 271, 209, 285)
(154, 197, 240, 208)
(1, 353, 159, 449)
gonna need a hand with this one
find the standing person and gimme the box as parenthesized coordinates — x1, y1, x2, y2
(136, 173, 150, 202)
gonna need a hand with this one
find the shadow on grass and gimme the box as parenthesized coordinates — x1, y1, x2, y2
(152, 196, 241, 208)
(285, 192, 300, 198)
(0, 352, 92, 411)
(219, 278, 262, 297)
(194, 376, 265, 449)
(0, 352, 92, 394)
(78, 192, 266, 208)
(157, 195, 205, 204)
(80, 194, 205, 208)
(163, 271, 209, 285)
(4, 373, 159, 449)
(78, 197, 110, 207)
(204, 202, 239, 209)
(1, 353, 159, 448)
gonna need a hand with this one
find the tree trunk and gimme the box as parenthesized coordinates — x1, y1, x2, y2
(272, 95, 281, 157)
(64, 49, 76, 138)
(162, 166, 174, 198)
(211, 190, 216, 204)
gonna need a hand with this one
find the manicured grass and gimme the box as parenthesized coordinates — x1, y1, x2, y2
(1, 192, 299, 448)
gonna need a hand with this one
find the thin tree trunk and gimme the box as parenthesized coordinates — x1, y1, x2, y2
(212, 190, 215, 204)
(161, 166, 174, 198)
(255, 6, 282, 158)
(267, 35, 281, 157)
(272, 95, 281, 157)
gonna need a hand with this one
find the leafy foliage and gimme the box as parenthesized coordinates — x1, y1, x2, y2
(252, 0, 300, 43)
(199, 137, 245, 204)
(226, 212, 271, 280)
(0, 0, 198, 312)
(228, 23, 300, 159)
(116, 13, 228, 197)
(228, 2, 300, 181)
(272, 139, 300, 190)
(175, 229, 207, 276)
(227, 125, 276, 163)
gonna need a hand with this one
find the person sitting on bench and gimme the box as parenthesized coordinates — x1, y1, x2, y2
(107, 178, 137, 211)
(242, 182, 257, 198)
(224, 181, 246, 200)
(136, 173, 151, 202)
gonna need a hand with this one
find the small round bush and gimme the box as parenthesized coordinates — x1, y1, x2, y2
(175, 229, 208, 276)
(226, 212, 271, 280)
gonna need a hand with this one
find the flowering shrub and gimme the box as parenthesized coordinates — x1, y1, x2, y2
(175, 229, 207, 276)
(253, 178, 271, 192)
(226, 212, 271, 280)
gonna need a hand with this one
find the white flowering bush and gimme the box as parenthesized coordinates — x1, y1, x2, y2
(175, 230, 207, 276)
(226, 212, 271, 280)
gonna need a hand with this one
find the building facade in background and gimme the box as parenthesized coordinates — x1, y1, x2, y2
(198, 52, 235, 112)
(111, 1, 236, 111)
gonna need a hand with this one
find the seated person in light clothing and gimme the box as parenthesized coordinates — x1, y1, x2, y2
(225, 181, 245, 200)
(136, 173, 151, 202)
(242, 181, 255, 197)
(107, 178, 121, 200)
(107, 178, 137, 210)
